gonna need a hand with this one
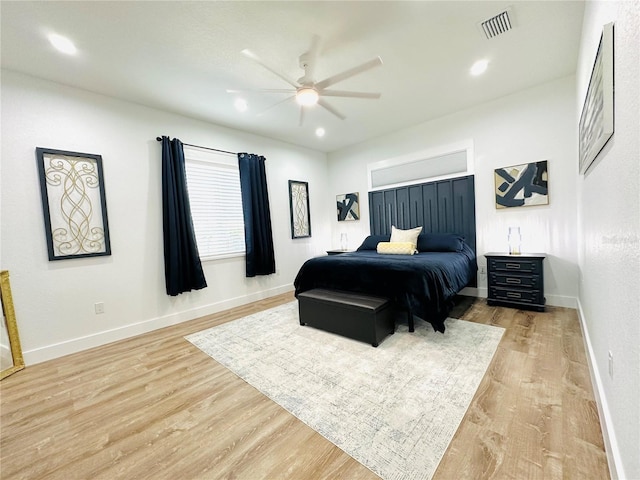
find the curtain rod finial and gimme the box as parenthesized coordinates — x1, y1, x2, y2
(156, 136, 163, 141)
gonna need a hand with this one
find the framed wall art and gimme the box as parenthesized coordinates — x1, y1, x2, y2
(36, 147, 111, 260)
(288, 180, 311, 238)
(579, 22, 614, 174)
(336, 192, 360, 221)
(495, 160, 548, 209)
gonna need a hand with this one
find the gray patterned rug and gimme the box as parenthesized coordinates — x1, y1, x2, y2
(186, 301, 504, 480)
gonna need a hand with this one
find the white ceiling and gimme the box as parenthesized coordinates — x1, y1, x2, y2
(1, 1, 585, 153)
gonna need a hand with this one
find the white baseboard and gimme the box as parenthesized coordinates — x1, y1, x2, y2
(575, 299, 623, 480)
(544, 293, 577, 308)
(23, 284, 294, 366)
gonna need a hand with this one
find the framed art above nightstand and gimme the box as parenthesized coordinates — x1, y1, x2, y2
(485, 252, 546, 312)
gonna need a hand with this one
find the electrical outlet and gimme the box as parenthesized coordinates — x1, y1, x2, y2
(479, 266, 486, 275)
(608, 351, 613, 378)
(94, 302, 105, 314)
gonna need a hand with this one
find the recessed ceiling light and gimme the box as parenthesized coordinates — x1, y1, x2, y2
(470, 59, 489, 76)
(234, 98, 248, 112)
(48, 33, 77, 55)
(315, 127, 325, 137)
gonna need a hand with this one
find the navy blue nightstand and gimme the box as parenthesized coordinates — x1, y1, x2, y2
(485, 252, 546, 311)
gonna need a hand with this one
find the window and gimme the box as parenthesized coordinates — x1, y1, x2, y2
(184, 146, 245, 259)
(368, 140, 474, 190)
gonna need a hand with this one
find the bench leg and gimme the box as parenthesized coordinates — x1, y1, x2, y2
(407, 310, 414, 332)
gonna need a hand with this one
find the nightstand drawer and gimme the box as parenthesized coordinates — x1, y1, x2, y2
(489, 287, 543, 305)
(488, 257, 542, 274)
(490, 273, 542, 289)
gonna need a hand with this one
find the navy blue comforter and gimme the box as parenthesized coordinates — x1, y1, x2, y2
(293, 246, 476, 333)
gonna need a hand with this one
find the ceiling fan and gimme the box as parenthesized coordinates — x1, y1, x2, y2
(228, 36, 383, 125)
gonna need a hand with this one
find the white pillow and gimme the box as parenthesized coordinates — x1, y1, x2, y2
(390, 225, 423, 249)
(377, 242, 417, 255)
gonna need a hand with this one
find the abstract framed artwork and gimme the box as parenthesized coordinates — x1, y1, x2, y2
(495, 160, 549, 209)
(336, 192, 360, 221)
(579, 22, 614, 175)
(35, 147, 111, 260)
(288, 180, 311, 238)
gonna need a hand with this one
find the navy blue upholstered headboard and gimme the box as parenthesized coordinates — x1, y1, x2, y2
(368, 174, 477, 273)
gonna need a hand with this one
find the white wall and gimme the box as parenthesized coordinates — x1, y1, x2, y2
(576, 2, 640, 479)
(0, 70, 330, 364)
(328, 75, 579, 307)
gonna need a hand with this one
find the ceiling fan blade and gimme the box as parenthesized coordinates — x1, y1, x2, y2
(318, 98, 346, 120)
(308, 35, 321, 59)
(256, 95, 296, 117)
(298, 35, 322, 84)
(320, 90, 381, 99)
(241, 49, 300, 88)
(226, 88, 296, 94)
(315, 56, 383, 90)
(306, 35, 321, 78)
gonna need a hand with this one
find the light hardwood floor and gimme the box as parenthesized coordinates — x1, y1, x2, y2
(0, 293, 610, 480)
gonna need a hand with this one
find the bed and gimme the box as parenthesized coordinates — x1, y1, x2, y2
(294, 233, 476, 333)
(294, 174, 477, 333)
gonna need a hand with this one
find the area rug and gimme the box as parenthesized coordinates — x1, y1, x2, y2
(186, 301, 504, 480)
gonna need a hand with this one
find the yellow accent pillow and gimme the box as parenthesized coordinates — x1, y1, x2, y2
(376, 242, 417, 255)
(390, 225, 423, 249)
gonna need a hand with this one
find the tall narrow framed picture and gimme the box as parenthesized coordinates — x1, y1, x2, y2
(36, 147, 111, 260)
(288, 180, 311, 238)
(579, 22, 614, 174)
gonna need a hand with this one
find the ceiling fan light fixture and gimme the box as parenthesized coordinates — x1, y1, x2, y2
(296, 87, 319, 106)
(241, 38, 382, 123)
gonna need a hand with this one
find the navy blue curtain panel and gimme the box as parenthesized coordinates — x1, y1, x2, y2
(161, 136, 207, 295)
(238, 153, 276, 277)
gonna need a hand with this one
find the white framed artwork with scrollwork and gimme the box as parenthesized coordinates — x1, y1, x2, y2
(579, 22, 614, 175)
(36, 147, 112, 260)
(288, 180, 311, 239)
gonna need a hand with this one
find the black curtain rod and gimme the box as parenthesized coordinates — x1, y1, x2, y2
(156, 137, 237, 156)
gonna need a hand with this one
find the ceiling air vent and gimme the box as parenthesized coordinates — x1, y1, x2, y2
(480, 8, 514, 39)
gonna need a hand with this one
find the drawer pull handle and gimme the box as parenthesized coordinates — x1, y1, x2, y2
(506, 292, 522, 298)
(506, 278, 521, 284)
(506, 263, 521, 269)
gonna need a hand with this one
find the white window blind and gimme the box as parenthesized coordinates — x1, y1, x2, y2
(183, 146, 245, 259)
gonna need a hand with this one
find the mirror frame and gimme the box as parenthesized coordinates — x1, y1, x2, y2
(1, 270, 25, 380)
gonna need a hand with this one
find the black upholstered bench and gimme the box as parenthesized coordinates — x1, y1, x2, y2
(297, 289, 395, 347)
